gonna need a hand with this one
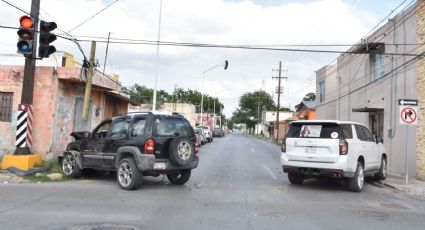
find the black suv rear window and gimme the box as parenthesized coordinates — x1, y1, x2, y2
(286, 123, 342, 139)
(153, 116, 189, 137)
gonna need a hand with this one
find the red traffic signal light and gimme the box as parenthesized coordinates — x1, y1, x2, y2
(17, 15, 34, 55)
(19, 16, 33, 29)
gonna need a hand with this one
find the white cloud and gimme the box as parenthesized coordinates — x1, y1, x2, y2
(0, 0, 374, 117)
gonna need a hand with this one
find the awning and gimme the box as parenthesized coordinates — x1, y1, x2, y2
(352, 107, 384, 113)
(106, 91, 138, 105)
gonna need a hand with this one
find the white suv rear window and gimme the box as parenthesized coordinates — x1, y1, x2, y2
(287, 123, 342, 139)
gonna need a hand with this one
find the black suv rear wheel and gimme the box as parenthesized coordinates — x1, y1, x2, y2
(167, 169, 191, 185)
(117, 157, 142, 190)
(169, 137, 194, 166)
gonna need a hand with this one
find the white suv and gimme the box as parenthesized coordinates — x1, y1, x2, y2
(281, 120, 387, 192)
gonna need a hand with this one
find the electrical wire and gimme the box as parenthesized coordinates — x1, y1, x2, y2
(66, 0, 120, 33)
(0, 0, 29, 15)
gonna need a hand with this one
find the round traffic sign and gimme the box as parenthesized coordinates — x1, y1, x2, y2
(401, 107, 417, 124)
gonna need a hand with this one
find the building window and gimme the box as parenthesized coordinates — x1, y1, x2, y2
(0, 92, 13, 122)
(319, 81, 325, 103)
(371, 54, 384, 81)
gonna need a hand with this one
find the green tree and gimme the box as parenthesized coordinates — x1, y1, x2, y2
(123, 84, 172, 105)
(174, 88, 224, 115)
(231, 90, 276, 129)
(303, 92, 316, 101)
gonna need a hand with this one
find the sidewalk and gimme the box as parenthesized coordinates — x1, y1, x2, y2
(375, 175, 425, 199)
(0, 171, 26, 183)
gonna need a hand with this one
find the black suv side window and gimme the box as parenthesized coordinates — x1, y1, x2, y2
(130, 117, 146, 137)
(93, 120, 112, 138)
(110, 118, 131, 138)
(154, 116, 188, 137)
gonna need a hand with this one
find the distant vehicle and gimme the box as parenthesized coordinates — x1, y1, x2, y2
(195, 128, 206, 145)
(213, 128, 224, 137)
(281, 120, 386, 192)
(196, 125, 213, 143)
(59, 112, 199, 190)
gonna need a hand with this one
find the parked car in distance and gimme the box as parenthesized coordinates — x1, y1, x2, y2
(212, 128, 225, 137)
(196, 125, 213, 143)
(281, 120, 387, 192)
(196, 128, 207, 145)
(58, 112, 199, 190)
(194, 130, 202, 147)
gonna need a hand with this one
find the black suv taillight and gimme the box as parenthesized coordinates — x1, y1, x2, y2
(144, 138, 155, 154)
(339, 139, 348, 155)
(281, 138, 286, 153)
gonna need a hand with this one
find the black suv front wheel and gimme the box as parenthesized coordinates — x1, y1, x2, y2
(167, 169, 191, 185)
(117, 157, 142, 190)
(61, 153, 82, 178)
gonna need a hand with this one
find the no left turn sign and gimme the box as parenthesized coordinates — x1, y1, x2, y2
(400, 106, 418, 126)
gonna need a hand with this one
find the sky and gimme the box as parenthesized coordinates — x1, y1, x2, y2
(0, 0, 414, 117)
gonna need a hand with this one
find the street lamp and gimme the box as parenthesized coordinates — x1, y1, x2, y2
(200, 60, 229, 126)
(152, 0, 163, 112)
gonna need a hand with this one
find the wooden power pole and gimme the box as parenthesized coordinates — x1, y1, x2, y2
(82, 41, 96, 121)
(272, 61, 287, 141)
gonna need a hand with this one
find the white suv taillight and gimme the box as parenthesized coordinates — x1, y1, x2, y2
(339, 139, 348, 155)
(281, 138, 286, 153)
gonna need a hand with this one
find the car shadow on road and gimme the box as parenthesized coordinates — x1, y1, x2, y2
(286, 177, 379, 193)
(78, 169, 189, 190)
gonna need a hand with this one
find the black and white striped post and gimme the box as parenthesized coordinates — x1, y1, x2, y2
(15, 104, 33, 155)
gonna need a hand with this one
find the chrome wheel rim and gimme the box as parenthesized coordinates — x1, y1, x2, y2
(357, 166, 364, 189)
(118, 161, 133, 187)
(62, 155, 75, 175)
(177, 141, 191, 160)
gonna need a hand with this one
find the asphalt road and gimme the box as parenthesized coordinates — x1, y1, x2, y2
(1, 133, 425, 230)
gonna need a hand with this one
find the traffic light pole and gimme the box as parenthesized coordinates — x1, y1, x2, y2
(15, 0, 40, 155)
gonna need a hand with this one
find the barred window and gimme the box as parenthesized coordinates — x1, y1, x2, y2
(0, 92, 13, 122)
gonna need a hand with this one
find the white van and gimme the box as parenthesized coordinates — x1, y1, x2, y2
(281, 120, 387, 192)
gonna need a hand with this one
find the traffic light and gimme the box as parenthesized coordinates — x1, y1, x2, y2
(17, 15, 34, 55)
(38, 20, 57, 58)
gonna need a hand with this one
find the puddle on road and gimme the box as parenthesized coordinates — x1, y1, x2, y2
(381, 203, 408, 210)
(254, 211, 286, 219)
(343, 209, 391, 221)
(67, 223, 141, 230)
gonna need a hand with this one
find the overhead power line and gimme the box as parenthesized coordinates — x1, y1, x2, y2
(54, 35, 422, 57)
(67, 0, 120, 33)
(0, 0, 29, 15)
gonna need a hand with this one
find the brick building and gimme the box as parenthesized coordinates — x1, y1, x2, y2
(0, 52, 132, 159)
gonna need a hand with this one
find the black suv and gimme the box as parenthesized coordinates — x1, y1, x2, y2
(58, 112, 199, 190)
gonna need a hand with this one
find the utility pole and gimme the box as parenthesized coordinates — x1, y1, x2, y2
(152, 0, 163, 112)
(14, 0, 40, 155)
(102, 32, 111, 76)
(82, 41, 96, 121)
(272, 61, 288, 141)
(172, 84, 177, 111)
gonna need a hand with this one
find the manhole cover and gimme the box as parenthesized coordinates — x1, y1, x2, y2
(68, 224, 141, 230)
(254, 211, 286, 219)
